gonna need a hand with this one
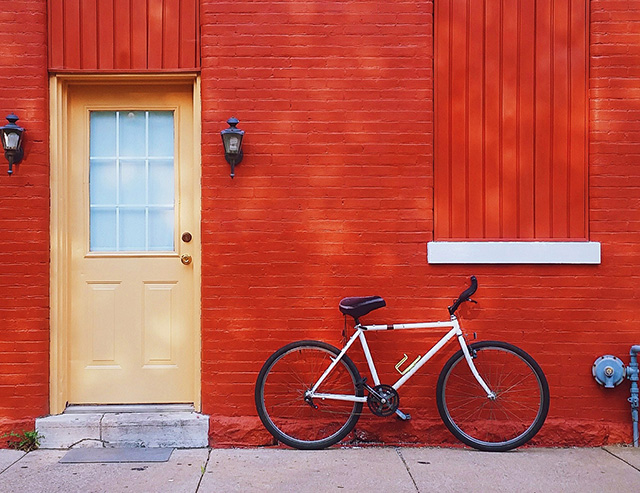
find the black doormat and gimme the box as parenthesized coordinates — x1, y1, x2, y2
(60, 447, 174, 463)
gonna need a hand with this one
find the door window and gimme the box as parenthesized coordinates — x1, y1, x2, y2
(89, 111, 175, 252)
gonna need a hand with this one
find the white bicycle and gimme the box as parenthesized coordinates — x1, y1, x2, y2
(255, 276, 550, 451)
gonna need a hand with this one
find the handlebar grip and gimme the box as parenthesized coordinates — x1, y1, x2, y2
(459, 275, 478, 300)
(448, 276, 478, 315)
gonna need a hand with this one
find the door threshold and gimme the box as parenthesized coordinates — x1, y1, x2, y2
(64, 404, 196, 414)
(37, 404, 208, 449)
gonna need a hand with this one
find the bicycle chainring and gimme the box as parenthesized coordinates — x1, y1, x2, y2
(367, 384, 400, 417)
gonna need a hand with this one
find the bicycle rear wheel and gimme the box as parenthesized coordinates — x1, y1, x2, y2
(255, 340, 364, 450)
(436, 341, 549, 452)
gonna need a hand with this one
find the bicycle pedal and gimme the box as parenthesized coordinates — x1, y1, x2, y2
(395, 409, 411, 421)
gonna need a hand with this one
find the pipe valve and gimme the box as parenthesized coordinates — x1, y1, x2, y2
(593, 355, 626, 388)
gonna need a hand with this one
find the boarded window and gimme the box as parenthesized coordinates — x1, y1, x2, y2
(434, 0, 588, 240)
(48, 0, 200, 72)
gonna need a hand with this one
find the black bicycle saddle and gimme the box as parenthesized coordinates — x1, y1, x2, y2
(339, 296, 386, 320)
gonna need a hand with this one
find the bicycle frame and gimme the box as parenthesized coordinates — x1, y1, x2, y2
(309, 315, 496, 404)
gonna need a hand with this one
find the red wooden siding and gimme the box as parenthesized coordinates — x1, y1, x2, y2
(47, 0, 200, 71)
(434, 0, 588, 240)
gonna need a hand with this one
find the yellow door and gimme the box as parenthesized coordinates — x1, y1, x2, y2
(66, 83, 198, 404)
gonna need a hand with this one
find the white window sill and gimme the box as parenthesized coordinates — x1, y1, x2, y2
(427, 241, 601, 264)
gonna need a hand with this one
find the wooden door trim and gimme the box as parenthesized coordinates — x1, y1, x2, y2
(49, 74, 202, 414)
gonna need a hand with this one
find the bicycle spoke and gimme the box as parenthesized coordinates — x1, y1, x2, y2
(437, 342, 549, 451)
(256, 341, 363, 449)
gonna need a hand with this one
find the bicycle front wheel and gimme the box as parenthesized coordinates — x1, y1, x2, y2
(255, 340, 364, 450)
(436, 341, 549, 452)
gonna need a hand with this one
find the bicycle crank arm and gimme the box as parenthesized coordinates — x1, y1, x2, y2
(363, 383, 385, 401)
(395, 409, 411, 421)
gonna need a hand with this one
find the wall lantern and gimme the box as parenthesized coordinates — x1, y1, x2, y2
(220, 117, 244, 178)
(1, 113, 25, 175)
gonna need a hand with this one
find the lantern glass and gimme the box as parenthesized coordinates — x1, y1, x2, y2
(3, 131, 21, 151)
(223, 133, 243, 155)
(228, 136, 240, 153)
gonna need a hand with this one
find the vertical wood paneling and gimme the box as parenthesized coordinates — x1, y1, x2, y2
(130, 1, 148, 68)
(467, 0, 484, 239)
(484, 0, 501, 238)
(80, 0, 98, 68)
(147, 0, 164, 70)
(48, 0, 200, 71)
(435, 0, 587, 240)
(114, 0, 131, 69)
(569, 0, 588, 239)
(450, 0, 467, 239)
(179, 0, 198, 69)
(434, 1, 451, 238)
(97, 0, 115, 69)
(553, 0, 570, 238)
(49, 0, 65, 68)
(163, 0, 180, 69)
(502, 0, 519, 238)
(63, 0, 81, 69)
(535, 0, 552, 238)
(518, 0, 535, 238)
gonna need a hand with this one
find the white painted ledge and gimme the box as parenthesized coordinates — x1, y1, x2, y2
(427, 241, 601, 264)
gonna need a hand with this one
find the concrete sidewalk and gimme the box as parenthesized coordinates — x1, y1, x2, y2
(0, 446, 638, 493)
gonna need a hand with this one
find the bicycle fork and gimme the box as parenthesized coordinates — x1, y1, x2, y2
(458, 334, 497, 400)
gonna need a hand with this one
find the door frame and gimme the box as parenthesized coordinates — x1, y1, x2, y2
(49, 74, 202, 414)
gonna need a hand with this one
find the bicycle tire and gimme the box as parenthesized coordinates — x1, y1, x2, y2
(255, 340, 364, 450)
(436, 341, 549, 452)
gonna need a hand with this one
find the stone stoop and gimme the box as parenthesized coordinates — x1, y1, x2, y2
(35, 405, 209, 449)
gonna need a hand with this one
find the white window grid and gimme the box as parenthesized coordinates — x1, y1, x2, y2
(89, 110, 175, 252)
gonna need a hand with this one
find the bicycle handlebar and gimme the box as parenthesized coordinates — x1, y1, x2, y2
(448, 276, 478, 316)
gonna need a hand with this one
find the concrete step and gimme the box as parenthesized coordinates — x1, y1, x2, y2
(36, 405, 209, 449)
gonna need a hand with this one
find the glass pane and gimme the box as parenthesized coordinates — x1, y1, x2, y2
(90, 209, 116, 251)
(89, 110, 175, 252)
(119, 111, 146, 157)
(149, 159, 174, 205)
(149, 209, 174, 251)
(89, 159, 116, 205)
(120, 159, 146, 205)
(148, 111, 174, 157)
(90, 112, 116, 157)
(119, 209, 146, 251)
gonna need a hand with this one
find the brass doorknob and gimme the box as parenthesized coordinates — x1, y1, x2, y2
(180, 254, 192, 265)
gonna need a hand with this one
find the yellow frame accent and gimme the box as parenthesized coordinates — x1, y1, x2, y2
(49, 74, 202, 414)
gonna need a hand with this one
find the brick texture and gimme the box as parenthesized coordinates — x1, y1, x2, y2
(200, 0, 436, 444)
(1, 0, 639, 449)
(0, 0, 49, 442)
(201, 0, 640, 447)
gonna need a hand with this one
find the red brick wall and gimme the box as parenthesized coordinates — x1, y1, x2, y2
(201, 0, 640, 447)
(200, 0, 436, 444)
(0, 0, 638, 449)
(587, 0, 640, 442)
(0, 0, 49, 441)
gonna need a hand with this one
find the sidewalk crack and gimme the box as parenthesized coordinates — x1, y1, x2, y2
(0, 452, 27, 475)
(99, 413, 106, 447)
(396, 447, 420, 492)
(601, 446, 640, 473)
(195, 448, 212, 492)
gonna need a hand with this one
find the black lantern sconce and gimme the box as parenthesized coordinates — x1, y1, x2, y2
(220, 117, 244, 178)
(1, 113, 25, 175)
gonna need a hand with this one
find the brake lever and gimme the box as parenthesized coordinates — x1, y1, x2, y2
(468, 298, 478, 304)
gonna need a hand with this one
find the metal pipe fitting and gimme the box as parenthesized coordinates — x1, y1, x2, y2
(629, 346, 640, 447)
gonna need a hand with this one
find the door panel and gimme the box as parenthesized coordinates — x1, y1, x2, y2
(67, 84, 197, 404)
